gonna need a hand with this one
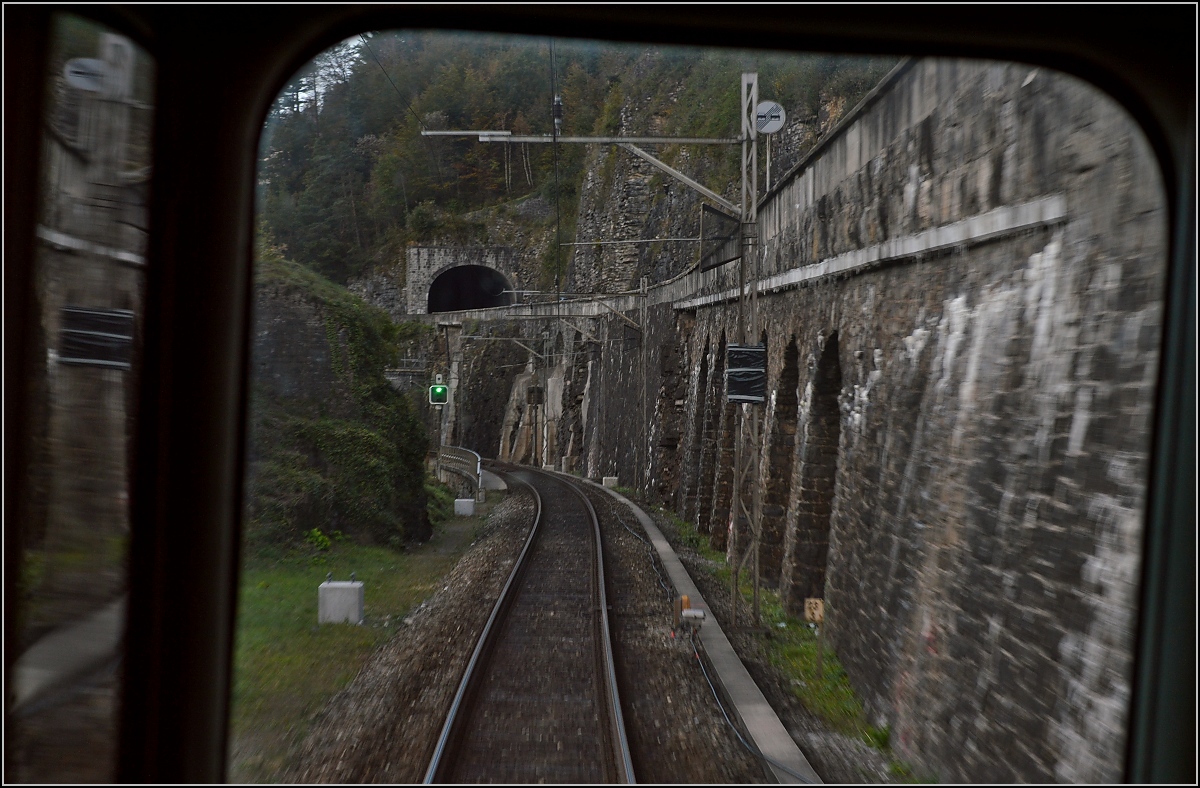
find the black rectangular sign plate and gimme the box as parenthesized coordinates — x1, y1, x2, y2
(725, 343, 766, 403)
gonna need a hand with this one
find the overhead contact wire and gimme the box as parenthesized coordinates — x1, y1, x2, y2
(550, 39, 563, 302)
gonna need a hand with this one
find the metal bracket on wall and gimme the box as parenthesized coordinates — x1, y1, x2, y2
(597, 299, 641, 331)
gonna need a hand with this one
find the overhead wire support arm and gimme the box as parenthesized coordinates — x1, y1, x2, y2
(597, 299, 642, 331)
(418, 130, 743, 215)
(459, 336, 545, 358)
(559, 237, 701, 247)
(421, 131, 741, 145)
(618, 143, 741, 215)
(557, 318, 598, 342)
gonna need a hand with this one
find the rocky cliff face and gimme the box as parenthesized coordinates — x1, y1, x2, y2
(343, 52, 901, 473)
(569, 67, 876, 296)
(348, 52, 894, 314)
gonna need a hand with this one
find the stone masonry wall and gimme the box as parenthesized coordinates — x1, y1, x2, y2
(405, 246, 520, 315)
(563, 58, 1165, 782)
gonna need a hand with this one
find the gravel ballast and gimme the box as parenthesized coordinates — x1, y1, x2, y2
(281, 476, 902, 783)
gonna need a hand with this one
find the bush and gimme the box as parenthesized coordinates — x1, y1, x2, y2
(306, 528, 331, 551)
(245, 255, 431, 553)
(425, 477, 456, 527)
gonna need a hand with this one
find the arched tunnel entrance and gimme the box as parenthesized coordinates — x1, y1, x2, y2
(427, 265, 514, 313)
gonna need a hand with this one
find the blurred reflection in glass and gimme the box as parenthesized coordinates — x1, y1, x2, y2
(9, 14, 153, 783)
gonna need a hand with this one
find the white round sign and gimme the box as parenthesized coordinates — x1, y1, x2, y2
(64, 58, 108, 92)
(755, 101, 786, 135)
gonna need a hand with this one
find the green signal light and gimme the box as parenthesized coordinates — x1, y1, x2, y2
(429, 384, 448, 405)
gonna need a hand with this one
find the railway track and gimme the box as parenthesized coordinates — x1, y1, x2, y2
(424, 466, 634, 784)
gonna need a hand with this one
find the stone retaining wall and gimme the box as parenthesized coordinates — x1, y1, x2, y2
(562, 58, 1166, 782)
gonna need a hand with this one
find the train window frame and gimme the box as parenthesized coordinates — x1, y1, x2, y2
(4, 5, 1193, 784)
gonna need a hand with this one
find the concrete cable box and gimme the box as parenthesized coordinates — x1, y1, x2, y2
(319, 579, 364, 625)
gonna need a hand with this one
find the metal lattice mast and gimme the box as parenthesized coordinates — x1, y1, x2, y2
(731, 73, 763, 629)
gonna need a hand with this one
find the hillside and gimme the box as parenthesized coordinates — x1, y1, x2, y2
(257, 32, 899, 300)
(244, 236, 434, 551)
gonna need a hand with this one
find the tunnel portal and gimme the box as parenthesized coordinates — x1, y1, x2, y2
(427, 265, 514, 313)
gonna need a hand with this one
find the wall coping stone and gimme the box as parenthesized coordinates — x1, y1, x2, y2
(672, 195, 1067, 311)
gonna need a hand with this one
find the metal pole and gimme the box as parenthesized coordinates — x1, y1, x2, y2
(435, 405, 443, 478)
(748, 78, 763, 627)
(752, 407, 762, 623)
(731, 404, 742, 630)
(641, 276, 648, 494)
(732, 73, 763, 628)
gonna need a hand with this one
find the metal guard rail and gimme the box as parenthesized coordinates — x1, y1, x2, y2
(438, 444, 483, 497)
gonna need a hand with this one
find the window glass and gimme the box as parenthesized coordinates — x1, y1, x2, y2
(233, 30, 1167, 785)
(9, 14, 153, 783)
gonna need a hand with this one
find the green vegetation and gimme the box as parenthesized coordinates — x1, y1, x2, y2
(245, 236, 432, 552)
(663, 510, 726, 565)
(233, 228, 486, 780)
(658, 508, 899, 750)
(258, 32, 898, 287)
(767, 617, 872, 736)
(424, 477, 457, 527)
(305, 528, 332, 551)
(864, 724, 891, 750)
(229, 495, 499, 782)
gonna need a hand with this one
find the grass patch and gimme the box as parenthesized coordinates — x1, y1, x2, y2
(424, 476, 457, 528)
(766, 619, 870, 737)
(661, 509, 726, 564)
(654, 502, 939, 781)
(676, 510, 936, 782)
(888, 760, 938, 783)
(228, 495, 499, 782)
(654, 504, 877, 741)
(864, 724, 890, 750)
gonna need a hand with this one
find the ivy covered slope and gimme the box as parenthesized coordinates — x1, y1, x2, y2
(245, 240, 434, 552)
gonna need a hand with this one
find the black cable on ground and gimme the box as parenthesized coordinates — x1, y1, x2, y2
(603, 494, 673, 603)
(688, 620, 816, 783)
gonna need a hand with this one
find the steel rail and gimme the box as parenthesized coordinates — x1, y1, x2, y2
(423, 464, 635, 784)
(422, 469, 542, 784)
(548, 468, 636, 784)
